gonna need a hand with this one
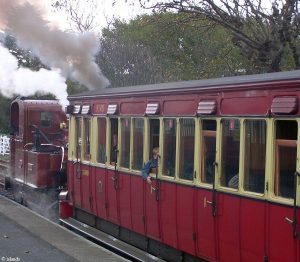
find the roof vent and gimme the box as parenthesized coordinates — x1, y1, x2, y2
(145, 103, 159, 115)
(197, 100, 217, 115)
(271, 96, 298, 115)
(73, 105, 81, 114)
(81, 105, 91, 115)
(107, 104, 118, 115)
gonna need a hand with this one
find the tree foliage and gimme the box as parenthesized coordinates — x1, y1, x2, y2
(51, 0, 99, 32)
(136, 0, 300, 72)
(98, 13, 250, 87)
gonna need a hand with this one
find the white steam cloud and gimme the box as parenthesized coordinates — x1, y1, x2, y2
(0, 44, 68, 106)
(0, 0, 109, 99)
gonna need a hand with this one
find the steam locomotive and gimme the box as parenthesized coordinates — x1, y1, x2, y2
(7, 70, 300, 261)
(8, 97, 67, 218)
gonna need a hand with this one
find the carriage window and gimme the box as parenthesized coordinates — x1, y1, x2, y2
(120, 118, 131, 168)
(132, 118, 144, 170)
(149, 119, 160, 159)
(110, 118, 118, 165)
(83, 118, 91, 161)
(221, 119, 240, 188)
(40, 112, 52, 128)
(75, 117, 82, 159)
(97, 118, 106, 164)
(244, 120, 266, 193)
(201, 120, 216, 184)
(179, 118, 194, 181)
(163, 118, 177, 177)
(274, 120, 297, 198)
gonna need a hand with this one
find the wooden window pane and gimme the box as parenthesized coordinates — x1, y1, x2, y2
(179, 118, 194, 181)
(244, 120, 266, 193)
(97, 118, 106, 164)
(120, 118, 131, 168)
(163, 118, 176, 177)
(201, 120, 216, 184)
(221, 119, 240, 188)
(132, 118, 144, 170)
(274, 120, 297, 198)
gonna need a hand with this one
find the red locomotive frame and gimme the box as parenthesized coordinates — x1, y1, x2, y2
(9, 97, 67, 211)
(65, 71, 300, 261)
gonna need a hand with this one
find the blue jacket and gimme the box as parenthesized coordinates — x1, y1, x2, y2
(141, 158, 158, 179)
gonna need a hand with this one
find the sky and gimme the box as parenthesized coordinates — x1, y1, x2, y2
(41, 0, 151, 31)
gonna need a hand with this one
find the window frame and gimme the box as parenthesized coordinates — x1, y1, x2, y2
(198, 118, 218, 187)
(218, 118, 242, 191)
(131, 117, 145, 172)
(95, 117, 107, 166)
(240, 118, 268, 197)
(177, 117, 196, 183)
(269, 118, 300, 205)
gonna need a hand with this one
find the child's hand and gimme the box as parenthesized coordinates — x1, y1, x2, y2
(147, 176, 152, 184)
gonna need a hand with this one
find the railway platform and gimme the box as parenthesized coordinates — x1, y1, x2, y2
(0, 196, 128, 262)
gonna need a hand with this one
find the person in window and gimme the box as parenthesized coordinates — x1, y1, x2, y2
(110, 134, 118, 164)
(141, 147, 160, 184)
(228, 174, 239, 189)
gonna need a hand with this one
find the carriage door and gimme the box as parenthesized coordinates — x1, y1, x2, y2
(10, 101, 21, 180)
(196, 119, 217, 260)
(106, 117, 120, 224)
(267, 120, 299, 261)
(73, 117, 82, 207)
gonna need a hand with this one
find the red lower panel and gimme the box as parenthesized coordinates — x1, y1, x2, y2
(176, 185, 196, 256)
(93, 167, 107, 220)
(119, 173, 132, 230)
(217, 193, 240, 262)
(268, 204, 298, 262)
(73, 162, 81, 207)
(106, 169, 119, 224)
(67, 161, 74, 205)
(240, 198, 265, 262)
(160, 182, 177, 248)
(196, 189, 217, 261)
(145, 178, 160, 240)
(130, 176, 145, 235)
(80, 164, 92, 212)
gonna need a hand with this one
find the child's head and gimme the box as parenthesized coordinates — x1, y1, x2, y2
(152, 147, 159, 156)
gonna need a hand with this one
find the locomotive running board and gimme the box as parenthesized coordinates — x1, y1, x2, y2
(60, 218, 165, 262)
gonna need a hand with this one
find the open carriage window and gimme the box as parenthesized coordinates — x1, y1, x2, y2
(110, 118, 118, 165)
(179, 118, 195, 181)
(163, 118, 177, 177)
(75, 117, 82, 160)
(149, 119, 160, 159)
(221, 119, 240, 189)
(120, 118, 131, 169)
(274, 120, 298, 198)
(201, 120, 216, 184)
(97, 118, 106, 164)
(83, 118, 91, 161)
(243, 120, 266, 194)
(132, 118, 144, 170)
(40, 112, 52, 128)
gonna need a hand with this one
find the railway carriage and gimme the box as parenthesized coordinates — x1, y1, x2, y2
(62, 70, 300, 262)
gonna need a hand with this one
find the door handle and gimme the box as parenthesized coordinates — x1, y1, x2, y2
(98, 180, 102, 193)
(204, 196, 213, 208)
(285, 217, 294, 224)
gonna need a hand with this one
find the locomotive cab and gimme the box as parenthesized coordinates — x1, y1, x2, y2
(9, 98, 68, 190)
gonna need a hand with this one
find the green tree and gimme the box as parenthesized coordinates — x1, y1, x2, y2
(136, 0, 300, 73)
(98, 13, 250, 87)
